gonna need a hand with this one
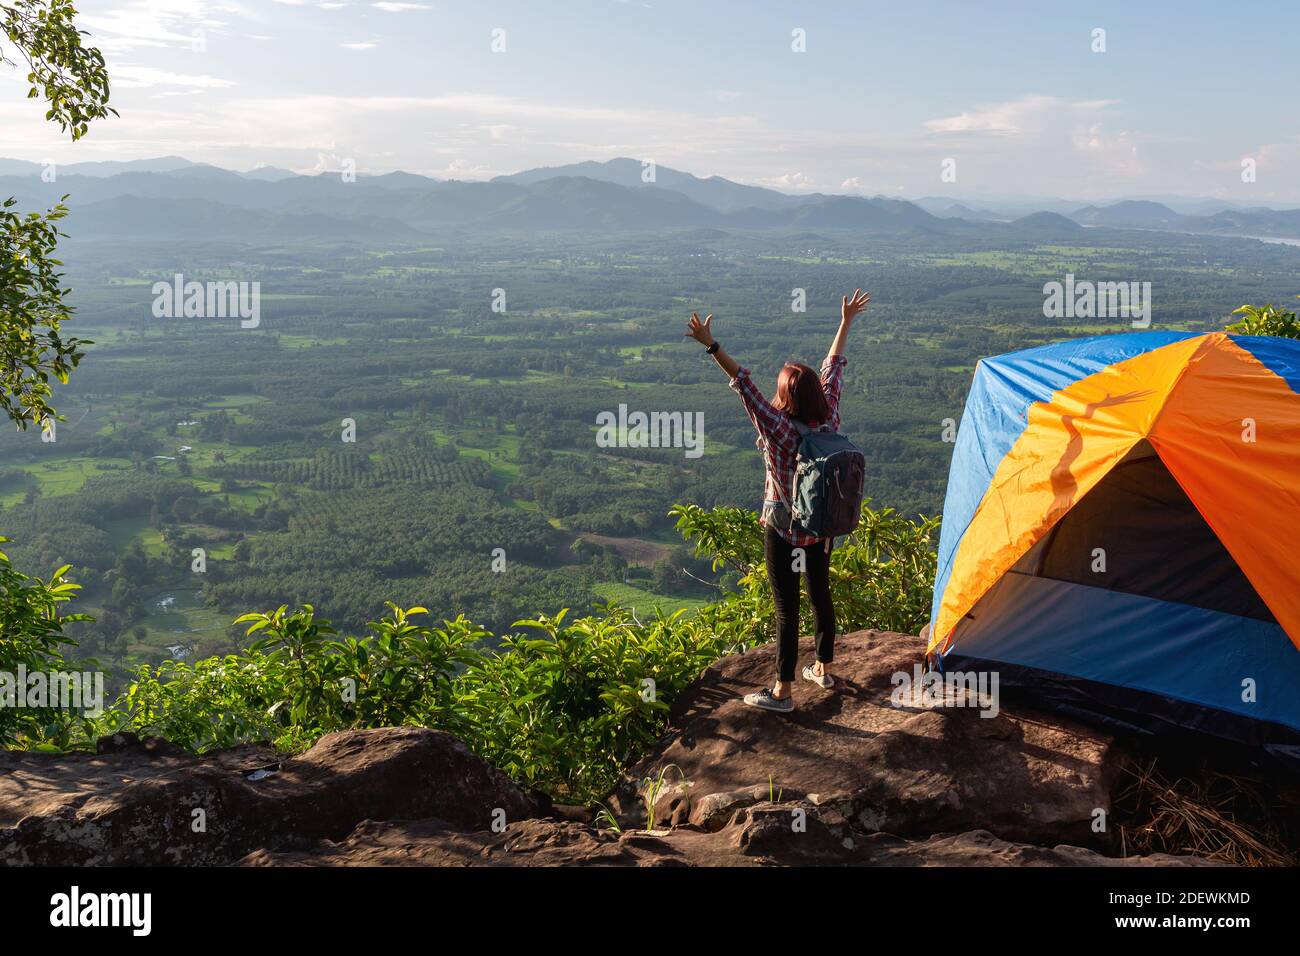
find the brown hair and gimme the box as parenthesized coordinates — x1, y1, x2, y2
(771, 363, 831, 425)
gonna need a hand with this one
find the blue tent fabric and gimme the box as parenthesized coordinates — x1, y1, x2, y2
(952, 572, 1300, 732)
(929, 331, 1199, 628)
(1228, 333, 1300, 395)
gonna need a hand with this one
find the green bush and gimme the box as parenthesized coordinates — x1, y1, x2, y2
(28, 501, 938, 801)
(107, 604, 485, 753)
(451, 607, 734, 801)
(1225, 302, 1300, 339)
(669, 498, 939, 636)
(0, 536, 94, 749)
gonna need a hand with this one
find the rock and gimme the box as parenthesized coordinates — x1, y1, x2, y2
(859, 829, 1224, 867)
(726, 800, 866, 863)
(609, 630, 1120, 849)
(0, 727, 537, 866)
(0, 632, 1228, 867)
(0, 737, 277, 833)
(238, 805, 1219, 867)
(547, 803, 594, 824)
(240, 818, 653, 867)
(688, 784, 774, 831)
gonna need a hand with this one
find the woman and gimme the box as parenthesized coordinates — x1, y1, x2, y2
(684, 289, 871, 712)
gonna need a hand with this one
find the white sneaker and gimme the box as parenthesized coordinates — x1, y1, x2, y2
(743, 688, 795, 712)
(802, 664, 834, 689)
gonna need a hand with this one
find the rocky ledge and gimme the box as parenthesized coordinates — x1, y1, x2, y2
(0, 630, 1224, 866)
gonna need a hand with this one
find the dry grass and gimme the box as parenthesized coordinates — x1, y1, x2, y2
(1115, 757, 1296, 867)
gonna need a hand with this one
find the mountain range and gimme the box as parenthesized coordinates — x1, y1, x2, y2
(3, 156, 1299, 243)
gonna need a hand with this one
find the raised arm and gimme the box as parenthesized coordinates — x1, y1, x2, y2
(828, 288, 870, 362)
(685, 311, 796, 450)
(684, 312, 740, 378)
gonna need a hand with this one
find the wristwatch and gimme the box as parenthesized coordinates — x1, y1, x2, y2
(706, 341, 720, 355)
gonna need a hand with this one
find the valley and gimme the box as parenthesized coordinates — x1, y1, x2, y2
(2, 191, 1296, 693)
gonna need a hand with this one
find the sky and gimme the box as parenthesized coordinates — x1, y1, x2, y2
(1, 0, 1297, 200)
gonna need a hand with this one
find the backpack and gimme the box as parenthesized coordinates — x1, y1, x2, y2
(773, 421, 866, 539)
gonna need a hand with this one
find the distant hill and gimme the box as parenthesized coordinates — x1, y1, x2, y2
(492, 157, 803, 213)
(0, 158, 42, 176)
(0, 165, 950, 235)
(478, 176, 719, 229)
(241, 165, 298, 182)
(1070, 200, 1186, 229)
(1012, 211, 1085, 234)
(5, 154, 1300, 239)
(915, 196, 1083, 218)
(62, 156, 197, 177)
(163, 164, 249, 183)
(920, 201, 1007, 222)
(726, 194, 942, 232)
(360, 170, 441, 190)
(1197, 207, 1300, 239)
(62, 195, 421, 242)
(327, 180, 531, 227)
(1063, 199, 1300, 240)
(0, 172, 283, 208)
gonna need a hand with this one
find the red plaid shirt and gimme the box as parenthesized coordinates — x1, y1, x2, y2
(729, 354, 847, 546)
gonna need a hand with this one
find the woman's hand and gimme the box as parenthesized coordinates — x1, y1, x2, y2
(841, 289, 871, 324)
(684, 312, 715, 347)
(828, 289, 869, 360)
(688, 312, 740, 377)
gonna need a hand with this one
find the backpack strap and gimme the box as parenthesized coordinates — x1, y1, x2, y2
(792, 419, 831, 436)
(756, 429, 795, 517)
(760, 433, 792, 509)
(765, 419, 822, 511)
(771, 468, 792, 508)
(771, 420, 815, 509)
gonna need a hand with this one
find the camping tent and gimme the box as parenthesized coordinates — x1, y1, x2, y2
(929, 330, 1300, 759)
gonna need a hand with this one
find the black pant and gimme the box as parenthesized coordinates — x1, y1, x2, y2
(764, 526, 836, 682)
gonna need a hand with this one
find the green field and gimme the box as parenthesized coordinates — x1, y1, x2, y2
(593, 582, 709, 619)
(3, 223, 1292, 674)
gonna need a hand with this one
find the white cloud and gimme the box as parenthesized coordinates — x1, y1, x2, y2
(305, 151, 352, 173)
(757, 171, 819, 192)
(917, 95, 1146, 191)
(6, 27, 1297, 205)
(371, 2, 430, 10)
(924, 95, 1118, 136)
(112, 66, 237, 89)
(1072, 123, 1140, 176)
(428, 158, 495, 179)
(80, 1, 238, 53)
